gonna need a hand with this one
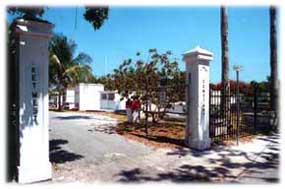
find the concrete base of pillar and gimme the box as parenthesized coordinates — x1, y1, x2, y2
(186, 137, 211, 150)
(17, 161, 52, 184)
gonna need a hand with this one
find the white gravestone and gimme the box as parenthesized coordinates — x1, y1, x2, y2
(183, 46, 213, 150)
(13, 19, 53, 183)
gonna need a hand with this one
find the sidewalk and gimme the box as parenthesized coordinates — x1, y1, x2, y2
(110, 133, 280, 183)
(51, 130, 280, 183)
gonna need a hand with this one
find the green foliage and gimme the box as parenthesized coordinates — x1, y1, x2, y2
(49, 34, 94, 88)
(95, 74, 116, 91)
(7, 7, 46, 21)
(49, 34, 95, 110)
(98, 49, 184, 121)
(84, 7, 109, 31)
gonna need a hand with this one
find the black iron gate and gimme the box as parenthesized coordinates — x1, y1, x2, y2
(209, 90, 239, 142)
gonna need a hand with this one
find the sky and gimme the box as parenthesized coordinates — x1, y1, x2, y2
(8, 6, 279, 83)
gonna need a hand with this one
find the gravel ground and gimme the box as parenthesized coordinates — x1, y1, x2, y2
(49, 111, 280, 184)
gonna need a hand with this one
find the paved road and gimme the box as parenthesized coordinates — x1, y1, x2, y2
(49, 111, 153, 169)
(49, 111, 279, 183)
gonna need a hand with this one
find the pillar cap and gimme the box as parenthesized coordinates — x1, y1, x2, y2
(183, 46, 214, 61)
(12, 18, 54, 39)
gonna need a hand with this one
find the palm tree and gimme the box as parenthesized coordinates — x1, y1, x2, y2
(49, 34, 94, 111)
(221, 6, 230, 114)
(270, 6, 278, 113)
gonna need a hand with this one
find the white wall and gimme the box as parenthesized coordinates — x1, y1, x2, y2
(65, 88, 75, 109)
(166, 101, 186, 113)
(75, 83, 104, 111)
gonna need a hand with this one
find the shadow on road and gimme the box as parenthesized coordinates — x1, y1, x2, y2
(116, 134, 280, 183)
(54, 115, 92, 120)
(49, 139, 83, 164)
(88, 124, 117, 134)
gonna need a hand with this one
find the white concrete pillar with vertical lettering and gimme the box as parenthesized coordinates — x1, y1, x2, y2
(13, 19, 53, 183)
(183, 46, 213, 150)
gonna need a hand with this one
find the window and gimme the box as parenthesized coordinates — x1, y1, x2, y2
(101, 93, 107, 100)
(108, 93, 115, 100)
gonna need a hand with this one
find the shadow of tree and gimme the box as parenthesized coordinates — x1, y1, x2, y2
(116, 134, 279, 183)
(87, 124, 117, 135)
(49, 139, 83, 164)
(117, 164, 235, 183)
(54, 115, 92, 120)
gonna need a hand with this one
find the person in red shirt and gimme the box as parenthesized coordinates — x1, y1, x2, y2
(131, 96, 141, 123)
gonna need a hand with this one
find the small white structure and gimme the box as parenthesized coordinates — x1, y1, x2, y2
(75, 83, 104, 111)
(183, 46, 213, 150)
(100, 91, 126, 111)
(65, 88, 75, 109)
(12, 19, 53, 183)
(166, 101, 186, 114)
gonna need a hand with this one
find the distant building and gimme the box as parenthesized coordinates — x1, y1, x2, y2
(65, 88, 75, 109)
(166, 101, 186, 114)
(50, 83, 127, 111)
(74, 83, 104, 111)
(100, 91, 126, 110)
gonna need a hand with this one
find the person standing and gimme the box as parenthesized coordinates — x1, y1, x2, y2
(132, 96, 141, 123)
(125, 98, 133, 123)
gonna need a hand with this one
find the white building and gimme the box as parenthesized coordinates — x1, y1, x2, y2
(75, 83, 104, 111)
(100, 91, 126, 111)
(166, 101, 186, 114)
(49, 83, 129, 111)
(65, 88, 75, 109)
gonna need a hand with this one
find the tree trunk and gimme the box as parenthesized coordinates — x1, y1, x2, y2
(270, 6, 278, 112)
(221, 6, 230, 115)
(58, 87, 65, 111)
(58, 91, 62, 111)
(270, 6, 278, 130)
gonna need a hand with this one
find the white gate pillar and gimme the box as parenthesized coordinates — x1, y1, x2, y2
(12, 19, 53, 183)
(183, 46, 214, 150)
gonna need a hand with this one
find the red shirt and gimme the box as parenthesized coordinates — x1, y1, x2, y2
(131, 100, 141, 110)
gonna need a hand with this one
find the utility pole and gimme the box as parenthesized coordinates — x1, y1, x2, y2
(233, 65, 242, 145)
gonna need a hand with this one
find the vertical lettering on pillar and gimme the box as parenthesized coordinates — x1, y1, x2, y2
(201, 66, 208, 130)
(187, 72, 191, 133)
(31, 64, 38, 125)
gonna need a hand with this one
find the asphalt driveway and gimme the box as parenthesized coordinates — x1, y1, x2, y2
(49, 111, 279, 183)
(49, 111, 154, 181)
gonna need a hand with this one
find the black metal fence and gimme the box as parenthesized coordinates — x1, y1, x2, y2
(209, 89, 274, 142)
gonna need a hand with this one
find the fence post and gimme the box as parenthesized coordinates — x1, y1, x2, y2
(236, 70, 240, 145)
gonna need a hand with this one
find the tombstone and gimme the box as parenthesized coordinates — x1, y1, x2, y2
(9, 19, 53, 183)
(183, 46, 214, 150)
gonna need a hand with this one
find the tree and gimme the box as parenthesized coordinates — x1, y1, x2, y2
(7, 6, 109, 31)
(7, 7, 46, 20)
(221, 6, 230, 114)
(49, 34, 94, 111)
(269, 6, 278, 113)
(84, 7, 109, 31)
(111, 49, 182, 125)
